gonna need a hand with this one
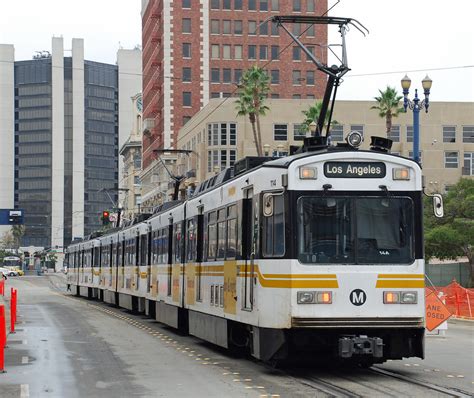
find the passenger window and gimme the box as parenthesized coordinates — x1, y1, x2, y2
(263, 194, 285, 257)
(217, 209, 226, 260)
(227, 205, 237, 259)
(207, 212, 217, 260)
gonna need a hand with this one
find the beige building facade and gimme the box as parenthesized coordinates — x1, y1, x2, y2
(119, 94, 143, 221)
(176, 99, 473, 195)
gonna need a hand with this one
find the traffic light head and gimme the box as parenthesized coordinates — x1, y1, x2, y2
(102, 210, 110, 225)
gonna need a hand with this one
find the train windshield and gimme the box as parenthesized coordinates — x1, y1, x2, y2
(297, 196, 414, 265)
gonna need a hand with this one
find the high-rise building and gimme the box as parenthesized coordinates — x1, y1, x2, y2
(0, 38, 141, 249)
(140, 0, 328, 206)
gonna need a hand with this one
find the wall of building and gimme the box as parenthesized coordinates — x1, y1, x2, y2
(177, 99, 474, 193)
(0, 44, 15, 237)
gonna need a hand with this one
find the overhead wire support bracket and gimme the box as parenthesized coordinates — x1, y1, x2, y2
(271, 16, 368, 137)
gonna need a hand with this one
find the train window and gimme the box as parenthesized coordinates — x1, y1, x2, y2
(297, 197, 414, 265)
(217, 209, 226, 260)
(263, 194, 285, 257)
(140, 235, 148, 266)
(207, 211, 217, 260)
(186, 218, 197, 262)
(162, 228, 169, 264)
(174, 223, 183, 263)
(94, 247, 100, 268)
(227, 205, 237, 259)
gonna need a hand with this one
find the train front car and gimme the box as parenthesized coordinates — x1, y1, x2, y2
(257, 148, 424, 365)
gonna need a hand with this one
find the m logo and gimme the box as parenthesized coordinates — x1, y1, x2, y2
(350, 289, 367, 306)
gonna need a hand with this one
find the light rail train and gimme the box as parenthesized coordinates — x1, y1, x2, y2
(66, 135, 442, 365)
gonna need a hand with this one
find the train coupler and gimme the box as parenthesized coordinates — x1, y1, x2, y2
(338, 335, 383, 358)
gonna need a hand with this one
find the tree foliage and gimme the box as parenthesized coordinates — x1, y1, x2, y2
(370, 86, 404, 134)
(301, 100, 338, 136)
(424, 179, 474, 286)
(236, 65, 270, 157)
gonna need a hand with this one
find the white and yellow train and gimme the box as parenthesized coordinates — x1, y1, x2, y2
(66, 135, 441, 365)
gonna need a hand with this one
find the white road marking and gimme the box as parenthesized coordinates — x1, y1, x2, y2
(21, 356, 28, 364)
(20, 384, 29, 397)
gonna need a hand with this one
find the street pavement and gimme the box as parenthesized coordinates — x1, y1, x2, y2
(0, 276, 472, 397)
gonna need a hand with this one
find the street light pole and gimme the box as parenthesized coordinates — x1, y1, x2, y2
(401, 74, 433, 163)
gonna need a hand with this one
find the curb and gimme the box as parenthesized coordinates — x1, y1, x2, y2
(448, 316, 474, 324)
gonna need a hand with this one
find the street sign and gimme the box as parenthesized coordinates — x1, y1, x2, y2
(0, 209, 24, 225)
(425, 292, 452, 331)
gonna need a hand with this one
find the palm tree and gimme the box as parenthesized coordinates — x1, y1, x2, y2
(301, 100, 338, 136)
(235, 66, 270, 156)
(371, 86, 404, 135)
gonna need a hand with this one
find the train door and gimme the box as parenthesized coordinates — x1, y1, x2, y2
(135, 235, 140, 291)
(242, 188, 254, 310)
(146, 228, 152, 293)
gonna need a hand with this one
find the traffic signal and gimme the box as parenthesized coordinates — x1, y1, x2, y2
(102, 210, 110, 225)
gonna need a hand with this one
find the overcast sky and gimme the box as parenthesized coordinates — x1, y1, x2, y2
(1, 0, 473, 101)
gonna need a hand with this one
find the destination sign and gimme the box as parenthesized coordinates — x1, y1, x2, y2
(324, 162, 386, 178)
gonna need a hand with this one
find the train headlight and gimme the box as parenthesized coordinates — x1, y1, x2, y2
(346, 131, 364, 148)
(401, 291, 418, 304)
(383, 291, 418, 304)
(297, 291, 315, 304)
(299, 167, 317, 179)
(297, 291, 332, 304)
(393, 168, 410, 180)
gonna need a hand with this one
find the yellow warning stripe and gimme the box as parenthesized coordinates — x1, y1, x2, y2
(376, 280, 425, 288)
(378, 274, 424, 279)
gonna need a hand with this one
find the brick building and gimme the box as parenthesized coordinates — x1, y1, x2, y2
(140, 0, 328, 207)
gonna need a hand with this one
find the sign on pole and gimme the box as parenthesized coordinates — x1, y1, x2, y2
(425, 292, 452, 331)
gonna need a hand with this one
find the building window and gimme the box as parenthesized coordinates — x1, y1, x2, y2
(234, 45, 243, 60)
(260, 21, 268, 35)
(271, 93, 279, 98)
(292, 23, 301, 36)
(182, 67, 191, 82)
(408, 151, 422, 162)
(387, 125, 400, 142)
(183, 43, 191, 58)
(133, 154, 142, 168)
(234, 69, 242, 84)
(307, 0, 315, 12)
(211, 0, 220, 9)
(183, 92, 192, 107)
(306, 70, 315, 85)
(404, 125, 413, 142)
(270, 70, 279, 84)
(271, 21, 279, 35)
(134, 176, 141, 186)
(229, 149, 236, 166)
(223, 20, 231, 34)
(223, 44, 231, 59)
(260, 0, 268, 11)
(444, 151, 458, 168)
(293, 124, 305, 141)
(135, 195, 142, 206)
(249, 0, 256, 10)
(293, 0, 301, 12)
(208, 151, 212, 172)
(223, 0, 231, 9)
(293, 94, 301, 99)
(463, 152, 474, 176)
(331, 124, 344, 142)
(223, 68, 232, 83)
(271, 45, 279, 60)
(211, 68, 220, 83)
(307, 94, 315, 99)
(443, 126, 456, 143)
(274, 124, 288, 141)
(211, 44, 220, 59)
(234, 0, 243, 10)
(306, 46, 315, 61)
(248, 45, 257, 60)
(293, 47, 301, 61)
(182, 18, 191, 33)
(234, 20, 243, 34)
(463, 126, 474, 143)
(307, 24, 315, 37)
(220, 123, 227, 145)
(248, 20, 257, 35)
(259, 45, 268, 60)
(211, 92, 220, 99)
(271, 0, 279, 11)
(229, 123, 237, 145)
(211, 19, 220, 34)
(292, 70, 301, 85)
(349, 125, 364, 137)
(183, 116, 191, 126)
(182, 0, 191, 8)
(220, 150, 227, 170)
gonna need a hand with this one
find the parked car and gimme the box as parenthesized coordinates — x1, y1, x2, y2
(0, 267, 18, 277)
(6, 267, 23, 276)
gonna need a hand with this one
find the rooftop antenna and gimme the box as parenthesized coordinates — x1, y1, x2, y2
(271, 15, 368, 139)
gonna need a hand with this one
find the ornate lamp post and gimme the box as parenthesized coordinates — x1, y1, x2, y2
(401, 74, 433, 163)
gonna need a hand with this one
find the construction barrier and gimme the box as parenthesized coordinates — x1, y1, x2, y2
(426, 280, 474, 319)
(0, 279, 4, 296)
(0, 305, 5, 372)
